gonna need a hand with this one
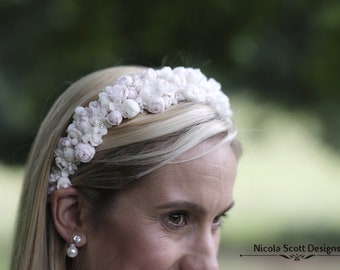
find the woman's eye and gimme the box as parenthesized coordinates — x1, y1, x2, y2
(166, 212, 188, 228)
(212, 213, 227, 228)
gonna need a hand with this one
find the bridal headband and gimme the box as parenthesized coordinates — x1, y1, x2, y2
(48, 66, 234, 193)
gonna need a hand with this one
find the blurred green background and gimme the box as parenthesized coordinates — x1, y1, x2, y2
(1, 0, 340, 269)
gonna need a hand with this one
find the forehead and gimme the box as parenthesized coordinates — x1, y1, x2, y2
(107, 139, 238, 225)
(130, 140, 237, 206)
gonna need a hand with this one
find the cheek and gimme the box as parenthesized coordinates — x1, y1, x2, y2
(89, 216, 181, 269)
(215, 230, 221, 252)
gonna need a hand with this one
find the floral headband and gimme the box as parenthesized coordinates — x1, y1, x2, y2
(48, 66, 234, 193)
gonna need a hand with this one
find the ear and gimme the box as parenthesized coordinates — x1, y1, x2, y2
(50, 187, 88, 246)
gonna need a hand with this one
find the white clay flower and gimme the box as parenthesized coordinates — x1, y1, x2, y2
(63, 147, 75, 162)
(121, 99, 141, 118)
(90, 133, 104, 146)
(57, 176, 72, 190)
(75, 117, 92, 132)
(74, 106, 88, 119)
(106, 84, 129, 104)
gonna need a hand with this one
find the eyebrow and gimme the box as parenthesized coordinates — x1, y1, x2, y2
(156, 200, 235, 217)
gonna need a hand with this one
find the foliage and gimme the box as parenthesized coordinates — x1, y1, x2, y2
(0, 0, 340, 163)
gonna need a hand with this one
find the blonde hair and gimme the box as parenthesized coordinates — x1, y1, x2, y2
(10, 66, 241, 270)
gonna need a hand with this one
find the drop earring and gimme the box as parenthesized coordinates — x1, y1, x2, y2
(66, 234, 82, 258)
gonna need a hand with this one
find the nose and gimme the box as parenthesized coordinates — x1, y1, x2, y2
(180, 255, 219, 270)
(179, 231, 219, 270)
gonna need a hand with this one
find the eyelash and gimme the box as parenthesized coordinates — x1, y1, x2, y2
(164, 211, 189, 230)
(163, 211, 228, 230)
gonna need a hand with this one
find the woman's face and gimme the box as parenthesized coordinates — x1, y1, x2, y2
(83, 139, 238, 270)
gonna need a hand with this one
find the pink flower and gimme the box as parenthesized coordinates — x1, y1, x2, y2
(146, 97, 165, 113)
(106, 110, 123, 126)
(74, 143, 95, 163)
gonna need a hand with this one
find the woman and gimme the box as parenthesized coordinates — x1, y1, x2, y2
(10, 66, 241, 270)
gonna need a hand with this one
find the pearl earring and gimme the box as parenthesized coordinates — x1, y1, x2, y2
(66, 234, 82, 258)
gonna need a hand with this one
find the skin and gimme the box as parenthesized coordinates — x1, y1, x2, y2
(79, 139, 238, 270)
